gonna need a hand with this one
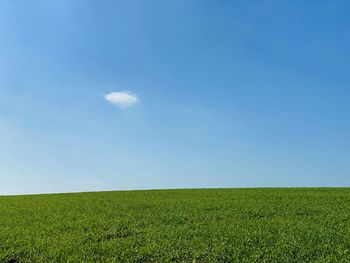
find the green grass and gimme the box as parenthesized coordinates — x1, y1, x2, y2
(1, 188, 350, 262)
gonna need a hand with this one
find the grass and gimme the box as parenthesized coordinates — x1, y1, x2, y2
(1, 188, 350, 262)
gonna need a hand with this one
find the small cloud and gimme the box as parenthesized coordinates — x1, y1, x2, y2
(105, 91, 139, 109)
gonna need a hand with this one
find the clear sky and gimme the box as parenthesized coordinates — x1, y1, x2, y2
(1, 0, 350, 194)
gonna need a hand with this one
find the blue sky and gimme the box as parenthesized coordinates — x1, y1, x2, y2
(1, 0, 350, 194)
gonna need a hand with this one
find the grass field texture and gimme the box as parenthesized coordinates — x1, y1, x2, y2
(1, 188, 350, 262)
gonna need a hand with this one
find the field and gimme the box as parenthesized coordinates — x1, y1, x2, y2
(1, 188, 350, 262)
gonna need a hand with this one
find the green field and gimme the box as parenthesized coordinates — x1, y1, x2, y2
(1, 188, 350, 262)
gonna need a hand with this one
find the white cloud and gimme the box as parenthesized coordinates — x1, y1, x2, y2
(105, 91, 139, 109)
